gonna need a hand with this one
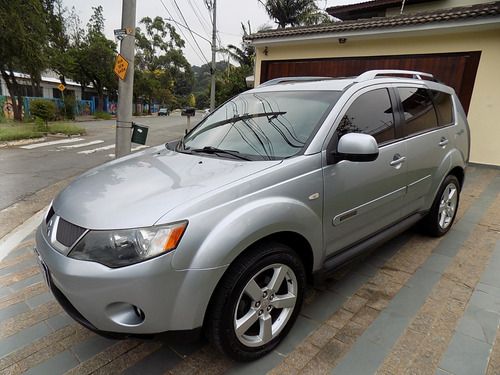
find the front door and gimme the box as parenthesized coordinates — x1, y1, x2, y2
(323, 87, 407, 257)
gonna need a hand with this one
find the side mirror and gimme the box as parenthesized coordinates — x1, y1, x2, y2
(331, 133, 379, 163)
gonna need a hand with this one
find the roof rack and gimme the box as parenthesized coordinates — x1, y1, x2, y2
(259, 76, 333, 87)
(355, 70, 436, 82)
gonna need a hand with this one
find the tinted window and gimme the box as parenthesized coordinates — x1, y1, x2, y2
(430, 90, 454, 126)
(337, 89, 395, 144)
(398, 88, 439, 136)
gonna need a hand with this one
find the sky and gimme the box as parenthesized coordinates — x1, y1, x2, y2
(62, 0, 357, 67)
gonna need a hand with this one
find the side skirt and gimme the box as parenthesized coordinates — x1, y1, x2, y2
(313, 212, 426, 283)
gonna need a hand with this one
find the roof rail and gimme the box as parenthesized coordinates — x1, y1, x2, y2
(355, 70, 436, 82)
(259, 76, 333, 87)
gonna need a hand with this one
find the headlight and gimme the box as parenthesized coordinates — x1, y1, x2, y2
(68, 221, 187, 267)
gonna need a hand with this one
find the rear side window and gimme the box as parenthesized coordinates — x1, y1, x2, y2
(398, 88, 439, 136)
(430, 90, 454, 126)
(337, 88, 395, 144)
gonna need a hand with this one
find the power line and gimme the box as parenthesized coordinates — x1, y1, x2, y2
(187, 0, 212, 38)
(170, 0, 211, 64)
(158, 0, 209, 64)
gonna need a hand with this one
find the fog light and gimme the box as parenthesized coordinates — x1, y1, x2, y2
(106, 302, 145, 326)
(133, 306, 145, 320)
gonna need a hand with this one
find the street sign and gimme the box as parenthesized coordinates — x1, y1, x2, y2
(114, 54, 129, 81)
(114, 28, 133, 41)
(57, 83, 66, 92)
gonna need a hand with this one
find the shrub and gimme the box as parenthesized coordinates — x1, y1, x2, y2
(30, 99, 55, 130)
(93, 111, 112, 120)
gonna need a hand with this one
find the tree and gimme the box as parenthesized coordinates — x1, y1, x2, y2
(258, 0, 331, 28)
(134, 17, 194, 113)
(215, 64, 253, 107)
(225, 22, 255, 67)
(0, 0, 52, 121)
(69, 6, 117, 112)
(46, 0, 75, 86)
(186, 93, 196, 108)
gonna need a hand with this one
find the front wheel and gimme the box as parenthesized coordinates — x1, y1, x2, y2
(421, 174, 460, 237)
(205, 242, 306, 361)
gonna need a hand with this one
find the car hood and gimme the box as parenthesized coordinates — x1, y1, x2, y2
(53, 145, 281, 229)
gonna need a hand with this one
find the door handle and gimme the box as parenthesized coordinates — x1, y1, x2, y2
(390, 155, 406, 167)
(439, 138, 449, 147)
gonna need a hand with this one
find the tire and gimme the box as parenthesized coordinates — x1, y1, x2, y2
(205, 242, 306, 361)
(421, 174, 460, 237)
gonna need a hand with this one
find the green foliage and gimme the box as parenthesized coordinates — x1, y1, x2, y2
(186, 93, 196, 107)
(30, 100, 55, 129)
(134, 17, 194, 112)
(0, 122, 84, 142)
(93, 112, 112, 120)
(64, 94, 77, 120)
(0, 125, 41, 142)
(259, 0, 331, 28)
(46, 123, 85, 135)
(215, 65, 254, 107)
(195, 91, 209, 110)
(0, 0, 52, 121)
(68, 6, 117, 112)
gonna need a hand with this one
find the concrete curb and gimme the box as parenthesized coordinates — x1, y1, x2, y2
(0, 207, 46, 262)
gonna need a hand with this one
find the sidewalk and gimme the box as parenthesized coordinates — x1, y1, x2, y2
(1, 164, 499, 374)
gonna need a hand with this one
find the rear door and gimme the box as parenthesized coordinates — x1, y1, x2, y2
(396, 86, 453, 216)
(323, 87, 407, 257)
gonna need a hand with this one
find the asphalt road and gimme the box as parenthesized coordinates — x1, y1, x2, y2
(0, 113, 200, 238)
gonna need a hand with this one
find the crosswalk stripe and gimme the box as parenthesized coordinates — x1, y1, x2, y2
(20, 138, 84, 149)
(107, 145, 149, 158)
(57, 140, 105, 150)
(78, 144, 115, 154)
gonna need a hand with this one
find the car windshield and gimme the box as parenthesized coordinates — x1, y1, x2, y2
(181, 91, 341, 160)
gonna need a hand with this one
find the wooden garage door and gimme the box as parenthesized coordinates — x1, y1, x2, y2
(260, 52, 481, 114)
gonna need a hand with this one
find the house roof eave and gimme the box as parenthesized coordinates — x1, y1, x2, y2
(246, 1, 500, 46)
(249, 17, 500, 48)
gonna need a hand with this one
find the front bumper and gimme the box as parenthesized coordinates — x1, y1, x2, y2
(35, 226, 226, 336)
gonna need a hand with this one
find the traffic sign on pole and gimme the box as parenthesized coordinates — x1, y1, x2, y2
(114, 54, 129, 81)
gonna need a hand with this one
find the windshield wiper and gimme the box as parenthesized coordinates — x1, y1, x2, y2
(189, 146, 253, 161)
(193, 111, 287, 136)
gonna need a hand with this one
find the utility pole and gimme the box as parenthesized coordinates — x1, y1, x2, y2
(210, 0, 217, 111)
(115, 0, 136, 158)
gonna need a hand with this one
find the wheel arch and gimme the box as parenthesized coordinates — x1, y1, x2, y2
(449, 165, 465, 190)
(245, 231, 315, 284)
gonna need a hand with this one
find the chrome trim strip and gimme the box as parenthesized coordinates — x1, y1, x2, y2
(332, 186, 406, 226)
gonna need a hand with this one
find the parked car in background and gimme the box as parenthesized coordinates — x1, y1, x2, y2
(35, 70, 469, 362)
(158, 108, 169, 116)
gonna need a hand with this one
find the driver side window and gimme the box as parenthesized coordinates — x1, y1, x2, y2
(337, 89, 396, 145)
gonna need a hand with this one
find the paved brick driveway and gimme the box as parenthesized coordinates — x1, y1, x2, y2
(1, 164, 500, 374)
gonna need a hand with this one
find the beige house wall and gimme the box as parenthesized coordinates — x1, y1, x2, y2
(254, 29, 500, 166)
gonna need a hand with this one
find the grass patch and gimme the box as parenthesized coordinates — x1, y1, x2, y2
(0, 122, 85, 142)
(0, 124, 42, 142)
(39, 123, 86, 135)
(93, 112, 112, 120)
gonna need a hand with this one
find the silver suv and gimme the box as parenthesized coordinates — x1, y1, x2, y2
(35, 70, 469, 361)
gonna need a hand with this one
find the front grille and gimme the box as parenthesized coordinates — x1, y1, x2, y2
(56, 218, 86, 247)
